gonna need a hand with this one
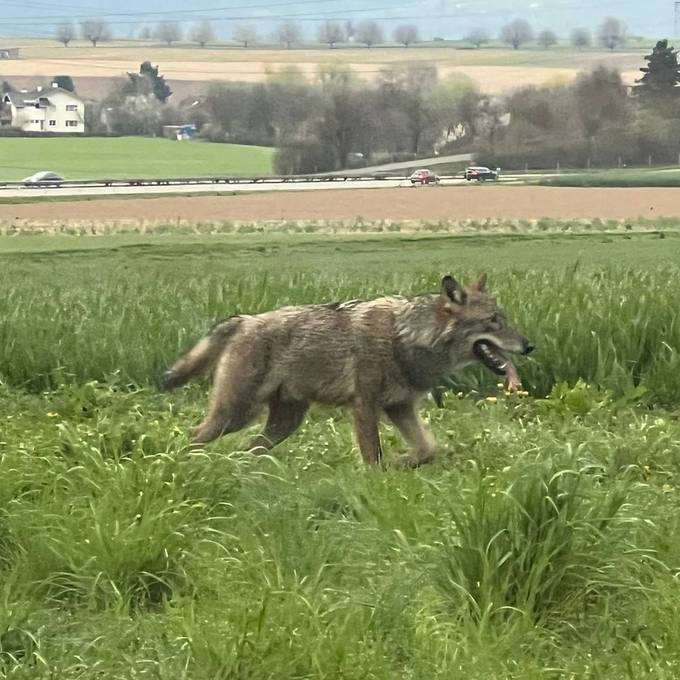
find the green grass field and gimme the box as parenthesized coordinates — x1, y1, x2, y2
(0, 137, 275, 181)
(537, 168, 680, 187)
(2, 229, 680, 677)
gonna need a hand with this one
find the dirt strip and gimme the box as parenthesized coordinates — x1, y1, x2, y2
(1, 186, 679, 226)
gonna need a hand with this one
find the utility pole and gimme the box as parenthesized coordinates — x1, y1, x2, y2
(676, 1, 680, 37)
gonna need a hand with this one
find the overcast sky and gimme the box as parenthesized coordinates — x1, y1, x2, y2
(0, 0, 674, 39)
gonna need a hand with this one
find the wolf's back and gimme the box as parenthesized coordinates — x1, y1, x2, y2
(161, 316, 242, 390)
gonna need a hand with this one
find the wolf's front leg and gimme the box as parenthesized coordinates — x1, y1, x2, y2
(352, 397, 383, 465)
(385, 401, 436, 467)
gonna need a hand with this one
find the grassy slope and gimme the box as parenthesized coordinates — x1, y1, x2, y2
(2, 230, 680, 677)
(537, 168, 680, 187)
(0, 137, 275, 181)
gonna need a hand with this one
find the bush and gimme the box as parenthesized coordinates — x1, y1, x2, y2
(274, 140, 336, 174)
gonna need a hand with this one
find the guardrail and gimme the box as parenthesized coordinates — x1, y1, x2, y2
(0, 173, 428, 190)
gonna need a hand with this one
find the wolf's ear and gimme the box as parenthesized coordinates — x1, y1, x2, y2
(441, 275, 467, 305)
(472, 272, 488, 292)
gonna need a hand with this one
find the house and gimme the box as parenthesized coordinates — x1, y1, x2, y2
(1, 83, 85, 134)
(0, 48, 20, 59)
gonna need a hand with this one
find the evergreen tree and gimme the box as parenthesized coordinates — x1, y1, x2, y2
(52, 75, 75, 92)
(140, 62, 172, 102)
(635, 39, 680, 101)
(124, 62, 172, 103)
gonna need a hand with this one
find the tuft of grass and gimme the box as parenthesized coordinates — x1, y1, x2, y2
(429, 460, 638, 628)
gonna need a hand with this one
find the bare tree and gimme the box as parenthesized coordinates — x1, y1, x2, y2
(189, 20, 215, 48)
(574, 66, 630, 152)
(356, 20, 383, 48)
(80, 20, 112, 47)
(276, 21, 302, 49)
(378, 65, 439, 154)
(317, 21, 345, 48)
(537, 29, 558, 49)
(394, 24, 420, 47)
(139, 26, 152, 40)
(317, 67, 374, 168)
(500, 19, 533, 50)
(233, 25, 258, 48)
(465, 27, 489, 48)
(56, 22, 76, 47)
(571, 27, 591, 50)
(155, 22, 183, 46)
(598, 17, 626, 51)
(344, 20, 355, 42)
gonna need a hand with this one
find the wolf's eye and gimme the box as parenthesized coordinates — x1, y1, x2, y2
(489, 313, 502, 329)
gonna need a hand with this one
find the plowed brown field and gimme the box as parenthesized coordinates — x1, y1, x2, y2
(2, 186, 678, 227)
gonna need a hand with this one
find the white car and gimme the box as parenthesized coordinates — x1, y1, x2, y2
(22, 171, 64, 186)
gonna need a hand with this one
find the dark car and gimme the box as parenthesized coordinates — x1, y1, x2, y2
(464, 166, 500, 182)
(408, 168, 440, 186)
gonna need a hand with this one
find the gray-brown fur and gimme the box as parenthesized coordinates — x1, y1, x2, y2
(162, 274, 532, 466)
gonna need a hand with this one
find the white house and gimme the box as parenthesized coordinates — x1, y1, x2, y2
(1, 84, 85, 134)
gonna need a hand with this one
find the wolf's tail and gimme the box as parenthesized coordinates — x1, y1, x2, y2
(160, 316, 242, 390)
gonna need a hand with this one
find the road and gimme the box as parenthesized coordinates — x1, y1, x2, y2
(322, 153, 474, 176)
(0, 177, 474, 199)
(0, 168, 547, 200)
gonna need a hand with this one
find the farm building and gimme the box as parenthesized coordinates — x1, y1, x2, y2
(0, 47, 20, 59)
(1, 84, 85, 134)
(161, 124, 198, 140)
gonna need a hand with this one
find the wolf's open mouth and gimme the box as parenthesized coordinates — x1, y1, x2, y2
(473, 340, 510, 376)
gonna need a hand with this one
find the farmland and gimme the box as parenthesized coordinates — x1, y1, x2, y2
(2, 229, 680, 677)
(0, 38, 647, 93)
(0, 137, 275, 181)
(3, 185, 680, 226)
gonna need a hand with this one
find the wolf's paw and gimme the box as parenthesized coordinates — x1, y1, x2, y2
(395, 453, 435, 470)
(160, 370, 183, 391)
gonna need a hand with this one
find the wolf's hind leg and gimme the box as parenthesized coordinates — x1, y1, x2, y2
(249, 393, 309, 451)
(191, 402, 260, 444)
(384, 401, 435, 466)
(190, 346, 264, 444)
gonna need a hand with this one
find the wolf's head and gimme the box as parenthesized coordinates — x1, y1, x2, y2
(438, 274, 533, 379)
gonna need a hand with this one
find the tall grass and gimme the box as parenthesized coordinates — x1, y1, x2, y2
(1, 244, 679, 404)
(1, 231, 680, 676)
(0, 379, 678, 677)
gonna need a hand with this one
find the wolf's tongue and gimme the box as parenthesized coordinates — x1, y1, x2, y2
(503, 360, 522, 392)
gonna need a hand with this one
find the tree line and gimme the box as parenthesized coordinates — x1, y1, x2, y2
(10, 39, 677, 172)
(59, 39, 678, 175)
(477, 39, 680, 169)
(54, 16, 627, 50)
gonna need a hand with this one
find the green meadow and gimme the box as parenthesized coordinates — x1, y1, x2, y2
(1, 229, 680, 678)
(0, 137, 274, 181)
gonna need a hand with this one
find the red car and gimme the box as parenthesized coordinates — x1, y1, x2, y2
(409, 168, 440, 185)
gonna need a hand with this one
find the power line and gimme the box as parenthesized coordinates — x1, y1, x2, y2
(0, 6, 524, 28)
(1, 0, 651, 29)
(1, 0, 386, 22)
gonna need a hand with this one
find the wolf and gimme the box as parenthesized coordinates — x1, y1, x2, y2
(161, 274, 533, 466)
